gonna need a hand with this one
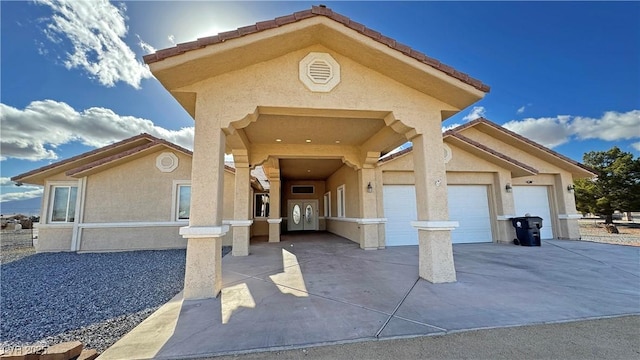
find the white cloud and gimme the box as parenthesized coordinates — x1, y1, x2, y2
(1, 100, 194, 161)
(137, 34, 156, 54)
(462, 106, 486, 122)
(632, 142, 640, 152)
(517, 106, 526, 114)
(0, 189, 44, 203)
(0, 177, 14, 186)
(36, 0, 153, 89)
(442, 123, 462, 132)
(168, 34, 176, 45)
(503, 110, 640, 149)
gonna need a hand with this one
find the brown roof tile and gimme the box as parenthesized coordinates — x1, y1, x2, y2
(12, 134, 193, 183)
(445, 132, 539, 174)
(144, 5, 490, 93)
(447, 117, 596, 175)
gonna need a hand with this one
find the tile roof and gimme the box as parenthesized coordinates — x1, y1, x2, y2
(11, 133, 158, 182)
(143, 5, 489, 93)
(452, 118, 596, 175)
(444, 131, 539, 174)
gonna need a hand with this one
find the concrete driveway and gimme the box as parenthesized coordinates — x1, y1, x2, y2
(99, 233, 640, 359)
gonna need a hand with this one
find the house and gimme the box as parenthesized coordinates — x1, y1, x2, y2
(14, 6, 594, 301)
(10, 134, 260, 252)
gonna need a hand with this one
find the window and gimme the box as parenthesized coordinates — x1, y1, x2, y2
(50, 186, 78, 223)
(291, 185, 314, 194)
(254, 193, 270, 218)
(177, 185, 191, 220)
(323, 192, 331, 217)
(337, 185, 345, 218)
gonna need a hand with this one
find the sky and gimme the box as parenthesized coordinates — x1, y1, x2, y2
(1, 1, 639, 214)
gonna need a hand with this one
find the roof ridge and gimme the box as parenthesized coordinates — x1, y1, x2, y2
(11, 133, 156, 182)
(469, 118, 595, 175)
(143, 5, 489, 93)
(446, 131, 539, 174)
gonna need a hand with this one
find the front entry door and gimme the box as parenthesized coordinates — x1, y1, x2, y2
(288, 200, 318, 231)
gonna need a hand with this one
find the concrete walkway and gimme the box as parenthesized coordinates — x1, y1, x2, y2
(98, 233, 640, 360)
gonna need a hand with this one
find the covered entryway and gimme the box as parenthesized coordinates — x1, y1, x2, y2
(143, 5, 490, 298)
(512, 186, 554, 239)
(383, 184, 493, 245)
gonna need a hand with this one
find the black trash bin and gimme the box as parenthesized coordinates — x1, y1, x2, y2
(511, 216, 543, 246)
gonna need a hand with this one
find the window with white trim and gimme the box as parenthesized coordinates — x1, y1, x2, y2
(337, 185, 345, 218)
(176, 184, 191, 220)
(254, 193, 270, 218)
(50, 186, 78, 223)
(323, 192, 331, 217)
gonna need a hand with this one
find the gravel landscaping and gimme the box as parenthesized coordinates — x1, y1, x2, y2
(1, 248, 187, 352)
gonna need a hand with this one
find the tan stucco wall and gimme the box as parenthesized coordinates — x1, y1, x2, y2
(326, 219, 360, 243)
(36, 227, 73, 252)
(83, 151, 192, 223)
(251, 219, 269, 236)
(184, 45, 453, 133)
(324, 164, 360, 243)
(325, 165, 359, 218)
(222, 170, 235, 220)
(79, 226, 186, 252)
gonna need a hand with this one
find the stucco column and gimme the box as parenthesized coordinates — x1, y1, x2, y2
(357, 165, 381, 250)
(232, 163, 252, 256)
(411, 134, 457, 283)
(494, 171, 516, 243)
(268, 170, 281, 243)
(555, 174, 581, 239)
(180, 125, 229, 299)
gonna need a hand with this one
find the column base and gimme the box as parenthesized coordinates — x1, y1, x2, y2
(233, 228, 250, 256)
(183, 237, 223, 300)
(412, 222, 458, 284)
(359, 223, 381, 250)
(268, 218, 282, 243)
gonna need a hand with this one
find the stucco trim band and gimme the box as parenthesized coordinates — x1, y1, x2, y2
(267, 218, 283, 224)
(411, 221, 459, 231)
(326, 217, 387, 224)
(558, 214, 583, 220)
(78, 221, 190, 229)
(180, 226, 230, 238)
(228, 220, 254, 227)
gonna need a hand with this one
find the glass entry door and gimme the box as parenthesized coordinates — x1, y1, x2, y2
(288, 200, 318, 231)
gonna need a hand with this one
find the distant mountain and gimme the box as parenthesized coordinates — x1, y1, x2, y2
(0, 197, 42, 216)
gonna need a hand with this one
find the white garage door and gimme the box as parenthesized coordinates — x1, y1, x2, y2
(512, 186, 554, 239)
(383, 185, 493, 246)
(447, 185, 493, 243)
(383, 185, 418, 246)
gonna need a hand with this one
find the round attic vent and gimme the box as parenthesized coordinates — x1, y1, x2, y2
(443, 144, 453, 164)
(299, 52, 340, 92)
(156, 152, 179, 173)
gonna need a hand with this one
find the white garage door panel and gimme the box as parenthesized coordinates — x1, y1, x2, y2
(383, 185, 493, 246)
(513, 186, 554, 239)
(383, 185, 418, 246)
(448, 185, 493, 243)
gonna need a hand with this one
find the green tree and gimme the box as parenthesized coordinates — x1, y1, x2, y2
(574, 147, 640, 223)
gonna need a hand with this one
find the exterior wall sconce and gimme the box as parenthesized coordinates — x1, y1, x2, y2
(367, 182, 373, 193)
(505, 184, 512, 193)
(567, 184, 575, 192)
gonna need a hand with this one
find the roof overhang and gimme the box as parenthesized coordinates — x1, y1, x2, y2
(144, 7, 489, 118)
(443, 132, 538, 178)
(455, 119, 596, 178)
